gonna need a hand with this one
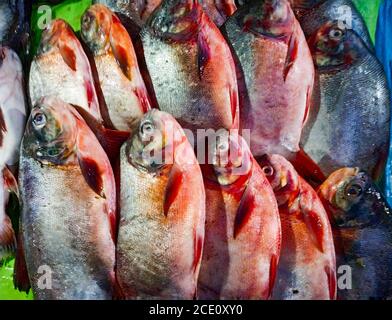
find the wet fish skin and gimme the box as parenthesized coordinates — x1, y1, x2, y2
(117, 109, 205, 299)
(301, 21, 390, 181)
(295, 0, 373, 51)
(29, 19, 103, 123)
(81, 4, 151, 131)
(19, 96, 116, 300)
(141, 0, 239, 134)
(222, 0, 314, 157)
(258, 154, 336, 300)
(318, 168, 392, 300)
(198, 131, 281, 300)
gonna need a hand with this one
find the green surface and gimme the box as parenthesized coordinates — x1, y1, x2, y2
(0, 260, 33, 300)
(30, 0, 92, 56)
(353, 0, 382, 43)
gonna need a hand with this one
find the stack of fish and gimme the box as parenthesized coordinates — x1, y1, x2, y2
(1, 0, 392, 300)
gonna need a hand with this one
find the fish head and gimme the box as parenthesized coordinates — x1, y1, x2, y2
(147, 0, 202, 40)
(319, 168, 391, 229)
(258, 154, 299, 206)
(126, 109, 184, 172)
(238, 0, 295, 39)
(23, 97, 78, 165)
(209, 131, 252, 186)
(81, 4, 113, 55)
(308, 21, 368, 70)
(38, 19, 76, 55)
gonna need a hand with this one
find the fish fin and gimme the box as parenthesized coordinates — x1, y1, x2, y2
(0, 215, 16, 262)
(230, 85, 239, 129)
(284, 33, 299, 81)
(234, 180, 256, 238)
(3, 166, 19, 199)
(13, 233, 30, 293)
(267, 254, 278, 299)
(192, 231, 204, 273)
(302, 85, 312, 126)
(289, 149, 326, 187)
(71, 104, 130, 161)
(197, 32, 211, 79)
(164, 165, 184, 217)
(134, 87, 151, 113)
(301, 208, 325, 253)
(325, 265, 337, 300)
(0, 107, 7, 147)
(59, 42, 77, 72)
(110, 14, 133, 80)
(78, 155, 106, 199)
(216, 0, 237, 17)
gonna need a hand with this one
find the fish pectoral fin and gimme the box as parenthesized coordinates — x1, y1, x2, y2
(78, 155, 106, 199)
(192, 230, 204, 274)
(13, 233, 30, 293)
(229, 85, 239, 129)
(301, 208, 325, 253)
(268, 254, 279, 299)
(233, 178, 256, 239)
(3, 166, 19, 199)
(110, 15, 134, 81)
(283, 33, 299, 81)
(324, 265, 337, 300)
(59, 42, 77, 72)
(164, 165, 184, 217)
(0, 215, 16, 262)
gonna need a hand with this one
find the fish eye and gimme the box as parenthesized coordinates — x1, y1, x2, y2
(329, 28, 344, 40)
(262, 165, 274, 177)
(345, 182, 363, 198)
(139, 121, 155, 141)
(32, 112, 47, 129)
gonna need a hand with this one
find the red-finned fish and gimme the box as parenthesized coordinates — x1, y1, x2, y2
(0, 46, 27, 262)
(29, 19, 103, 123)
(16, 96, 116, 300)
(198, 131, 281, 299)
(222, 0, 314, 157)
(141, 0, 239, 134)
(117, 109, 205, 299)
(318, 168, 392, 300)
(200, 0, 237, 26)
(81, 4, 151, 132)
(258, 154, 336, 300)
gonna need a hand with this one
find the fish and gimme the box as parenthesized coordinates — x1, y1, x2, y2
(0, 46, 27, 262)
(0, 0, 31, 54)
(199, 0, 237, 26)
(93, 0, 163, 26)
(198, 131, 281, 300)
(318, 168, 392, 300)
(81, 4, 151, 132)
(0, 46, 27, 169)
(29, 19, 104, 124)
(301, 21, 390, 182)
(258, 154, 336, 300)
(222, 0, 314, 158)
(141, 0, 239, 135)
(17, 96, 116, 300)
(294, 0, 374, 51)
(0, 166, 18, 262)
(116, 109, 205, 299)
(376, 0, 392, 206)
